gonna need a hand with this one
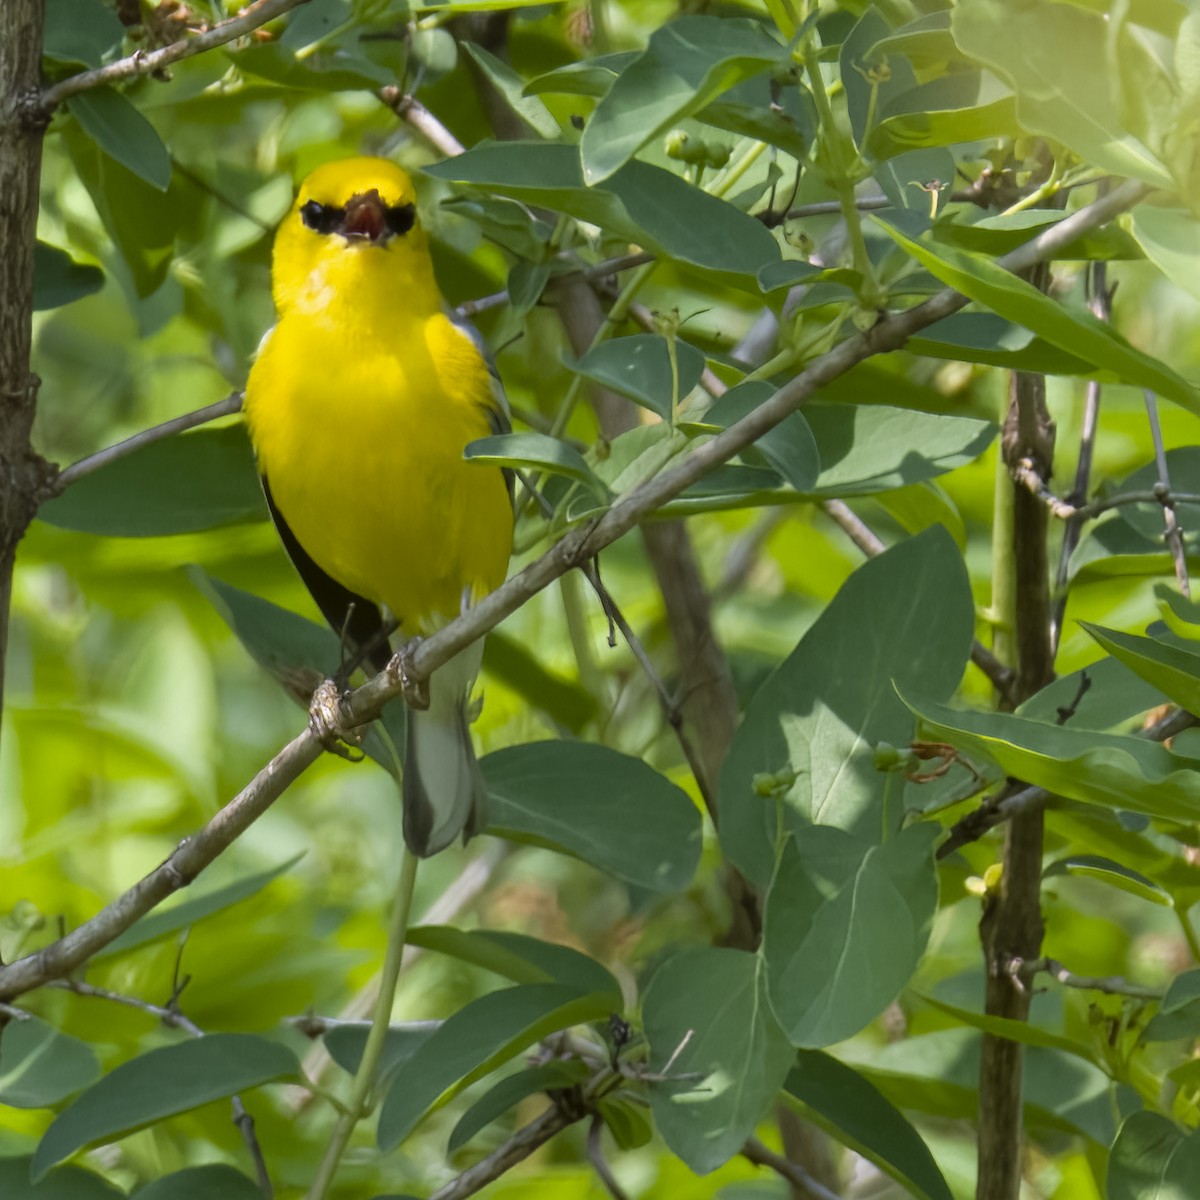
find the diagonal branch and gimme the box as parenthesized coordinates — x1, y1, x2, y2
(0, 176, 1150, 1003)
(39, 0, 311, 112)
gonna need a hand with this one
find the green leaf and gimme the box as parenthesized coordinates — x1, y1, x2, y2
(804, 403, 996, 497)
(0, 1018, 101, 1108)
(465, 433, 607, 497)
(1018, 657, 1166, 730)
(40, 426, 264, 537)
(482, 632, 597, 734)
(66, 88, 172, 192)
(33, 242, 104, 311)
(1080, 622, 1200, 717)
(905, 693, 1200, 825)
(448, 1061, 589, 1151)
(32, 1034, 299, 1179)
(644, 947, 793, 1175)
(230, 41, 395, 91)
(1108, 1112, 1200, 1200)
(483, 741, 702, 892)
(406, 927, 621, 1001)
(377, 983, 613, 1151)
(1044, 855, 1172, 908)
(841, 7, 915, 150)
(912, 994, 1095, 1062)
(874, 215, 1200, 415)
(908, 313, 1093, 375)
(425, 142, 780, 282)
(94, 855, 303, 961)
(701, 381, 821, 493)
(1112, 447, 1200, 546)
(525, 53, 638, 99)
(719, 528, 974, 886)
(43, 0, 124, 67)
(938, 208, 1141, 261)
(868, 71, 1018, 162)
(323, 1023, 437, 1088)
(698, 74, 814, 161)
(1129, 206, 1200, 302)
(1163, 969, 1200, 1014)
(571, 335, 706, 422)
(462, 43, 559, 138)
(191, 570, 404, 778)
(0, 1158, 124, 1200)
(765, 825, 938, 1047)
(786, 1052, 953, 1200)
(950, 0, 1173, 189)
(580, 16, 785, 184)
(131, 1165, 264, 1200)
(506, 260, 551, 318)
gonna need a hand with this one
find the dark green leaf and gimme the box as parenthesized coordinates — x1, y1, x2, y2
(425, 143, 780, 282)
(33, 1035, 299, 1179)
(702, 381, 821, 493)
(449, 1061, 589, 1151)
(938, 209, 1141, 261)
(874, 216, 1200, 414)
(1108, 1112, 1200, 1200)
(908, 313, 1093, 375)
(40, 427, 264, 537)
(0, 1159, 124, 1200)
(131, 1165, 264, 1200)
(805, 403, 996, 496)
(1043, 856, 1171, 908)
(462, 43, 559, 138)
(698, 74, 814, 160)
(1018, 657, 1166, 730)
(1080, 622, 1200, 717)
(1113, 448, 1200, 544)
(0, 1018, 100, 1108)
(377, 984, 613, 1151)
(765, 825, 938, 1046)
(644, 948, 792, 1174)
(33, 242, 104, 311)
(324, 1023, 437, 1088)
(506, 260, 551, 318)
(230, 41, 394, 91)
(524, 54, 639, 99)
(406, 927, 621, 1000)
(581, 16, 785, 183)
(483, 741, 702, 892)
(465, 433, 607, 496)
(66, 88, 172, 192)
(95, 855, 303, 961)
(1163, 969, 1200, 1014)
(571, 335, 706, 421)
(43, 0, 124, 67)
(786, 1052, 953, 1200)
(719, 528, 974, 886)
(905, 693, 1200, 825)
(841, 7, 915, 149)
(1131, 205, 1200, 302)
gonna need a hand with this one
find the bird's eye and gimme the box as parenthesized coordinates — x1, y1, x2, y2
(300, 200, 344, 235)
(385, 204, 416, 236)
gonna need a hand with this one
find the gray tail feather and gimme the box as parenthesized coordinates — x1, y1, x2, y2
(402, 700, 487, 857)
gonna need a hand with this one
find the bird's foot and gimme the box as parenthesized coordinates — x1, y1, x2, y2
(387, 638, 430, 710)
(308, 678, 365, 761)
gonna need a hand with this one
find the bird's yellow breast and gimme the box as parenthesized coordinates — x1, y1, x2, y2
(246, 300, 512, 633)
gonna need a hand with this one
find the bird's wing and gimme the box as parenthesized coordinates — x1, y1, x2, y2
(447, 308, 515, 506)
(261, 472, 392, 674)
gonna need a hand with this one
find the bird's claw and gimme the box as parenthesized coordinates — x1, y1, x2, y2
(387, 639, 430, 710)
(308, 678, 365, 761)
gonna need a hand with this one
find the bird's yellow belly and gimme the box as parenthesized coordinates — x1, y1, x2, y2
(247, 317, 512, 633)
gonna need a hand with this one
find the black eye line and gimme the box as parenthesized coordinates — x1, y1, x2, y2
(385, 203, 416, 236)
(300, 199, 345, 235)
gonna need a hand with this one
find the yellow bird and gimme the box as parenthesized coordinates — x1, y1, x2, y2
(244, 157, 514, 857)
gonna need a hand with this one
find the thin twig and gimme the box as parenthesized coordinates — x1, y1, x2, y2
(427, 1103, 578, 1200)
(588, 1117, 632, 1200)
(1145, 390, 1191, 598)
(49, 979, 272, 1196)
(742, 1137, 843, 1200)
(1013, 956, 1164, 1001)
(49, 392, 243, 495)
(40, 0, 310, 111)
(819, 498, 885, 556)
(380, 88, 466, 156)
(0, 177, 1151, 1003)
(1051, 261, 1110, 651)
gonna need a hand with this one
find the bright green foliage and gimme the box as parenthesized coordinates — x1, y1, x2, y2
(10, 0, 1200, 1197)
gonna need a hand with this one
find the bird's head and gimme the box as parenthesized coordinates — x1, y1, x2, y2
(272, 157, 434, 314)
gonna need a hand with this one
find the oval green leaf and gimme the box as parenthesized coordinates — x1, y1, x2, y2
(0, 1018, 100, 1109)
(66, 87, 172, 192)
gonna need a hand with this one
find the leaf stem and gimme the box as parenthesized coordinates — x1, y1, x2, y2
(307, 848, 420, 1200)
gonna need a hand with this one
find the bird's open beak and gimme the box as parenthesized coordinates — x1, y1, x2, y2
(341, 189, 388, 244)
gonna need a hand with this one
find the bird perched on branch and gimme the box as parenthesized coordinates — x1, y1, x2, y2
(244, 157, 513, 856)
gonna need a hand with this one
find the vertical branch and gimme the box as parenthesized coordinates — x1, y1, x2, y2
(1144, 390, 1191, 598)
(977, 345, 1055, 1200)
(0, 0, 50, 744)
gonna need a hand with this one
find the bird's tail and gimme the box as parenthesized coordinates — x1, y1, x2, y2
(402, 642, 487, 857)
